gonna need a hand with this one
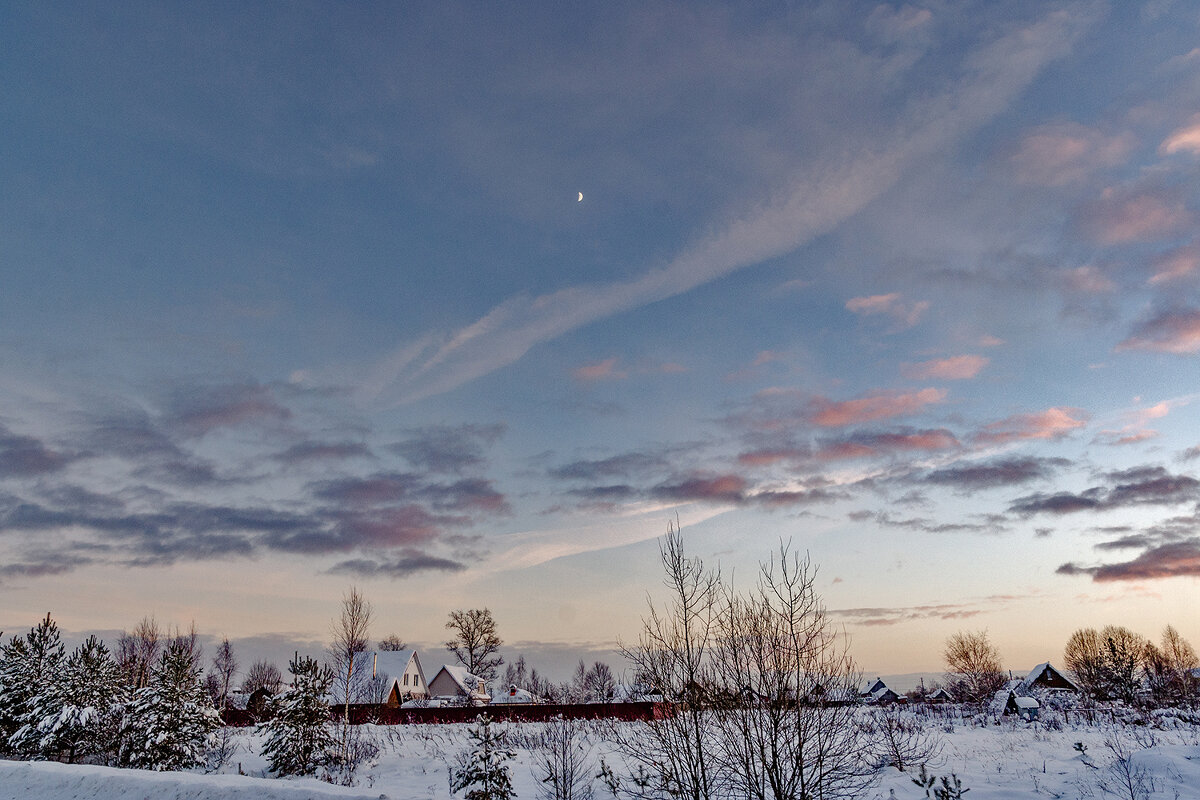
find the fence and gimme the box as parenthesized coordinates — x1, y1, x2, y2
(222, 700, 673, 727)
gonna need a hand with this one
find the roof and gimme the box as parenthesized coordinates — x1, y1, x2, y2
(432, 664, 490, 701)
(490, 684, 537, 704)
(368, 650, 417, 678)
(1018, 661, 1081, 693)
(1013, 696, 1039, 709)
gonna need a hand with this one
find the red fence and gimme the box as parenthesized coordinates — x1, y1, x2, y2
(222, 701, 672, 727)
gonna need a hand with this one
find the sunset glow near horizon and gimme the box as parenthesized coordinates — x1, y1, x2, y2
(2, 1, 1200, 679)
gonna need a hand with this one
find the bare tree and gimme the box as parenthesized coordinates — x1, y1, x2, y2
(445, 608, 504, 684)
(942, 630, 1005, 704)
(377, 634, 407, 651)
(1064, 627, 1106, 699)
(116, 616, 162, 689)
(616, 521, 721, 800)
(535, 716, 596, 800)
(711, 544, 876, 800)
(329, 586, 373, 733)
(211, 637, 238, 712)
(1099, 625, 1148, 705)
(242, 659, 284, 695)
(1158, 625, 1198, 705)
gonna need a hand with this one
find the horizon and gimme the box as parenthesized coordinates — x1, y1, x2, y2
(2, 1, 1199, 676)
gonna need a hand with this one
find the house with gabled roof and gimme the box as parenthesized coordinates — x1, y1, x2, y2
(367, 649, 430, 706)
(428, 664, 491, 705)
(1017, 662, 1081, 695)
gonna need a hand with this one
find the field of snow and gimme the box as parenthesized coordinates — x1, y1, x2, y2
(2, 716, 1199, 800)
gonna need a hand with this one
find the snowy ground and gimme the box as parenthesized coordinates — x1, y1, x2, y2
(2, 715, 1199, 800)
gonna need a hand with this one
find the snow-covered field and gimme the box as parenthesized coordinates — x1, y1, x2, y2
(2, 717, 1199, 800)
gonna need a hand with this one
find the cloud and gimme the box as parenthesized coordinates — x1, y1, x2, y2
(900, 355, 988, 380)
(326, 551, 468, 579)
(925, 456, 1069, 489)
(737, 446, 812, 467)
(832, 602, 986, 627)
(360, 7, 1094, 404)
(1059, 265, 1116, 294)
(865, 4, 933, 43)
(851, 511, 996, 534)
(1117, 307, 1200, 353)
(311, 473, 414, 505)
(167, 383, 292, 437)
(1057, 540, 1200, 581)
(573, 358, 627, 381)
(1078, 186, 1191, 245)
(549, 449, 678, 481)
(389, 423, 505, 474)
(652, 473, 748, 505)
(815, 428, 959, 461)
(1010, 465, 1200, 515)
(845, 292, 930, 330)
(974, 406, 1089, 444)
(809, 388, 946, 427)
(1148, 243, 1200, 285)
(273, 441, 372, 464)
(0, 424, 74, 477)
(1093, 400, 1174, 446)
(1009, 121, 1133, 186)
(1160, 113, 1200, 156)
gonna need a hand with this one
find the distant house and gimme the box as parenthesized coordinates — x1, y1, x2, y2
(1017, 662, 1081, 695)
(368, 650, 430, 706)
(999, 691, 1040, 721)
(926, 687, 953, 703)
(428, 664, 491, 705)
(859, 677, 899, 705)
(490, 684, 539, 705)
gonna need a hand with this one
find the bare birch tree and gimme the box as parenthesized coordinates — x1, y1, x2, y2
(711, 545, 875, 800)
(616, 520, 721, 800)
(329, 586, 372, 733)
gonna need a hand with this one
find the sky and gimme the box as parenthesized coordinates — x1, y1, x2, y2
(2, 1, 1199, 680)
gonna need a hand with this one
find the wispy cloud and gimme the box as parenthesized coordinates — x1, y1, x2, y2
(360, 7, 1095, 404)
(1009, 121, 1133, 186)
(845, 292, 930, 331)
(809, 388, 946, 427)
(1078, 185, 1191, 245)
(1011, 465, 1200, 515)
(974, 406, 1089, 444)
(1160, 113, 1200, 156)
(573, 358, 627, 381)
(900, 355, 988, 380)
(1117, 307, 1200, 353)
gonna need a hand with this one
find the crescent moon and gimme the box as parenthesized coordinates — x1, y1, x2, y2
(577, 192, 583, 202)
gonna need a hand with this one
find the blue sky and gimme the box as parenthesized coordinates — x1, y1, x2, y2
(2, 1, 1199, 677)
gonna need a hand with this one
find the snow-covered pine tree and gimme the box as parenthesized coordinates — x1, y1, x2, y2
(4, 613, 67, 759)
(35, 635, 127, 763)
(259, 653, 337, 776)
(119, 639, 221, 771)
(452, 714, 517, 800)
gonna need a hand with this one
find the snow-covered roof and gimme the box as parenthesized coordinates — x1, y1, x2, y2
(432, 664, 490, 701)
(1018, 662, 1081, 694)
(1014, 696, 1039, 710)
(490, 684, 537, 705)
(860, 677, 887, 695)
(368, 650, 417, 679)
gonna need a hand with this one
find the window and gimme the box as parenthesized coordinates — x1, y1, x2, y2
(403, 674, 409, 686)
(413, 674, 420, 686)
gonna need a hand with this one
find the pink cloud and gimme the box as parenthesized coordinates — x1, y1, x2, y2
(1160, 114, 1200, 156)
(572, 357, 627, 381)
(1060, 265, 1116, 294)
(815, 429, 959, 460)
(809, 388, 946, 427)
(979, 335, 1005, 347)
(1011, 122, 1133, 186)
(1148, 243, 1200, 285)
(975, 406, 1089, 444)
(1080, 187, 1190, 245)
(1117, 308, 1200, 354)
(845, 293, 929, 330)
(901, 355, 988, 380)
(737, 447, 809, 467)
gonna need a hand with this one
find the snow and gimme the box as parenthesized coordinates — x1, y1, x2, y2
(3, 714, 1200, 799)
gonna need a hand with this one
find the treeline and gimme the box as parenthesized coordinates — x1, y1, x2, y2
(939, 626, 1198, 707)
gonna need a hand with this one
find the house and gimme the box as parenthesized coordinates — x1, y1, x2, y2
(925, 687, 953, 703)
(427, 664, 491, 705)
(859, 677, 899, 705)
(490, 684, 539, 705)
(1017, 662, 1081, 695)
(1000, 691, 1040, 721)
(367, 650, 430, 706)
